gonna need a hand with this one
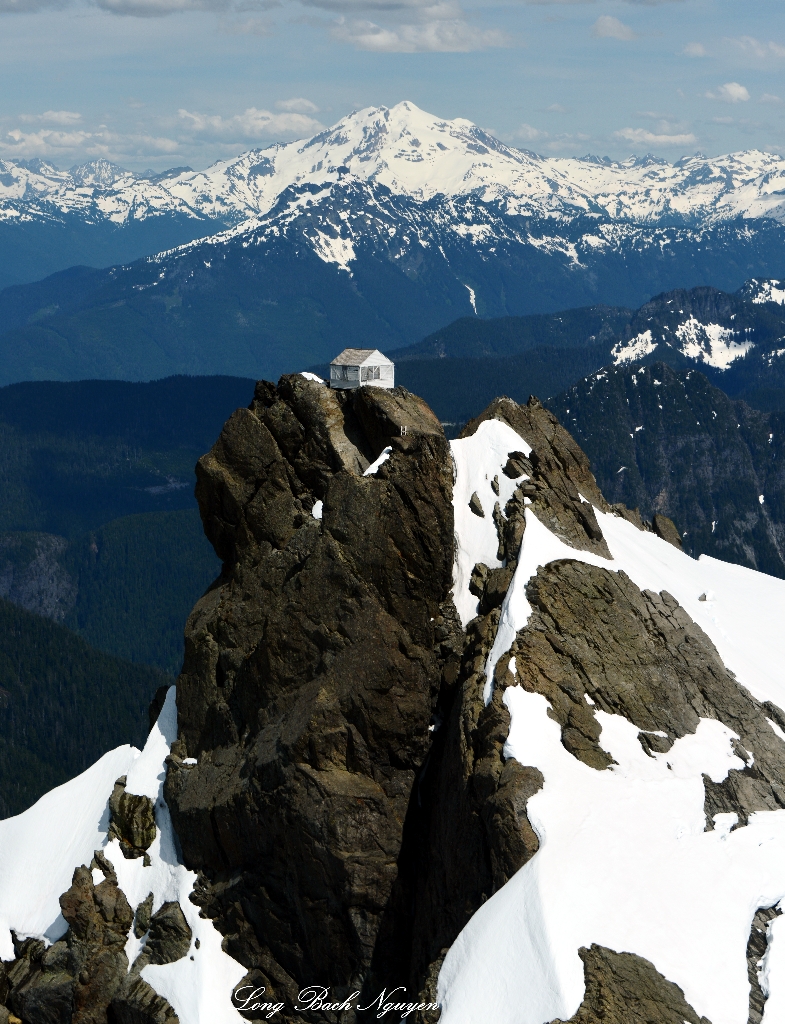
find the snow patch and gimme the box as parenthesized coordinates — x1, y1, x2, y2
(450, 419, 531, 627)
(438, 693, 785, 1024)
(0, 745, 138, 958)
(309, 231, 356, 273)
(612, 330, 657, 365)
(749, 279, 785, 305)
(363, 446, 392, 476)
(674, 316, 753, 369)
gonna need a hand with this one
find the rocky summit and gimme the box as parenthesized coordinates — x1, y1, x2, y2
(2, 378, 785, 1024)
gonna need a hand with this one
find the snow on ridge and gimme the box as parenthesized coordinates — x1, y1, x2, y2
(748, 279, 785, 305)
(611, 329, 658, 365)
(445, 416, 785, 1024)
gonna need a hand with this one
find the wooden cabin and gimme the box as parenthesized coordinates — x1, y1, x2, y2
(329, 348, 395, 390)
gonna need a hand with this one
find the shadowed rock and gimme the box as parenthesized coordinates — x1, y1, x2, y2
(164, 377, 455, 1014)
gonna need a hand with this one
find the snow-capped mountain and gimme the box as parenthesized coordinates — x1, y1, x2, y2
(4, 101, 785, 292)
(4, 101, 785, 381)
(6, 102, 785, 229)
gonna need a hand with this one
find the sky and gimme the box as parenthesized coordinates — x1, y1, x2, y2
(0, 0, 783, 171)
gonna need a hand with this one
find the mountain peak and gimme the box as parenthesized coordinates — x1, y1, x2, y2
(69, 159, 130, 187)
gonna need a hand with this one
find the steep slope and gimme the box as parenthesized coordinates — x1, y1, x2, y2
(3, 382, 785, 1024)
(550, 362, 785, 578)
(0, 596, 170, 817)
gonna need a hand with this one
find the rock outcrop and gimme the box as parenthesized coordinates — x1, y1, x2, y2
(164, 378, 457, 1012)
(3, 853, 182, 1024)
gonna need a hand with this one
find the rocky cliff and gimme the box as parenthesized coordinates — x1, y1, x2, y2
(551, 362, 785, 577)
(3, 378, 785, 1024)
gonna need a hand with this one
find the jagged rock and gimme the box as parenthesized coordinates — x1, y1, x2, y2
(404, 600, 543, 995)
(133, 894, 154, 940)
(748, 906, 781, 1024)
(109, 975, 179, 1024)
(462, 397, 612, 559)
(6, 863, 133, 1024)
(549, 944, 710, 1024)
(164, 378, 455, 1012)
(468, 491, 484, 517)
(653, 512, 684, 550)
(497, 561, 785, 825)
(108, 777, 157, 860)
(90, 850, 117, 885)
(468, 562, 489, 599)
(611, 502, 647, 531)
(132, 903, 191, 973)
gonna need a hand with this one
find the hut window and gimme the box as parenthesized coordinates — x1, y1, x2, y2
(361, 366, 381, 381)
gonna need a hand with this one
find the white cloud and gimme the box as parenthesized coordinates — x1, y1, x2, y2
(761, 93, 783, 105)
(1, 126, 179, 161)
(514, 123, 545, 141)
(734, 36, 785, 60)
(615, 127, 696, 146)
(276, 97, 319, 113)
(706, 82, 750, 104)
(331, 7, 507, 52)
(547, 103, 566, 113)
(18, 110, 82, 125)
(178, 106, 324, 140)
(682, 42, 705, 57)
(592, 15, 635, 41)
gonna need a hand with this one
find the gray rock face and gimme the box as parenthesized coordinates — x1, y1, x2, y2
(164, 378, 456, 1010)
(549, 945, 711, 1024)
(461, 396, 613, 561)
(4, 386, 781, 1024)
(496, 560, 785, 826)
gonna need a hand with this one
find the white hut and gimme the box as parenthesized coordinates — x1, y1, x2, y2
(329, 348, 394, 390)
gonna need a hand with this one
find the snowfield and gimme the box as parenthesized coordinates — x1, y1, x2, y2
(444, 418, 785, 1024)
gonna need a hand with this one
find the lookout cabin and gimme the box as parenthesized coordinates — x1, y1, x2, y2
(329, 348, 394, 390)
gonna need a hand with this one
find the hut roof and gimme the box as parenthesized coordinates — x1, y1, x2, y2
(330, 348, 392, 367)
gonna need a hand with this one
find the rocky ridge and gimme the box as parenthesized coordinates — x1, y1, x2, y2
(2, 381, 785, 1022)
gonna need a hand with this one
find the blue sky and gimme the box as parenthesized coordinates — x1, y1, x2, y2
(0, 0, 783, 169)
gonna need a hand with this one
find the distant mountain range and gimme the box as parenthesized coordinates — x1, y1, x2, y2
(2, 101, 785, 357)
(356, 278, 785, 427)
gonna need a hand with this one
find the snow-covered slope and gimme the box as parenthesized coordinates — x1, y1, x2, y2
(0, 690, 247, 1023)
(5, 102, 785, 231)
(443, 416, 785, 1024)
